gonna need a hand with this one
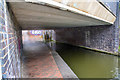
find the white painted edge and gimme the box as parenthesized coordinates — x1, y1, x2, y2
(25, 0, 114, 24)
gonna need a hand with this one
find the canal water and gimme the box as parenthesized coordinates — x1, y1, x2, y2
(55, 43, 119, 79)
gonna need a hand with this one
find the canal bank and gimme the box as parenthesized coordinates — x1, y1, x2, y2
(1, 1, 119, 78)
(21, 41, 78, 78)
(21, 39, 120, 79)
(53, 41, 119, 57)
(55, 42, 119, 79)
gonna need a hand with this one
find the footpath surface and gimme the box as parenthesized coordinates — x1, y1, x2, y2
(21, 41, 62, 78)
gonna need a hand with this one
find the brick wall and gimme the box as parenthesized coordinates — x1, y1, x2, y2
(54, 2, 119, 55)
(0, 0, 22, 78)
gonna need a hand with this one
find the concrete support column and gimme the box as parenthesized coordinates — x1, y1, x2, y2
(114, 2, 119, 54)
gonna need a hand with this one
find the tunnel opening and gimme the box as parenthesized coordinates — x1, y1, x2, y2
(20, 30, 119, 78)
(21, 30, 78, 78)
(21, 30, 61, 78)
(0, 0, 119, 79)
(22, 30, 55, 43)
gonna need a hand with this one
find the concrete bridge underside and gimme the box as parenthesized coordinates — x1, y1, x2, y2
(8, 1, 119, 55)
(9, 1, 115, 30)
(0, 0, 119, 78)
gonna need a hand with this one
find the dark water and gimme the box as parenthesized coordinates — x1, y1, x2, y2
(55, 43, 119, 78)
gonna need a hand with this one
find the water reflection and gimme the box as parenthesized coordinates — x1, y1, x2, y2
(55, 43, 119, 78)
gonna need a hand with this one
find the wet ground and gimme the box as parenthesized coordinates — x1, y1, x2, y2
(56, 43, 119, 79)
(21, 41, 78, 79)
(21, 40, 119, 79)
(21, 41, 63, 78)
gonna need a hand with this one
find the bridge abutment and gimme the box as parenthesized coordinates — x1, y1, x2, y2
(54, 2, 119, 56)
(0, 0, 119, 78)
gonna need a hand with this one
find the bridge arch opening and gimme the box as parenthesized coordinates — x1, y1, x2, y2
(0, 0, 119, 79)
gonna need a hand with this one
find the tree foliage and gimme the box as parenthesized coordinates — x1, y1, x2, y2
(119, 2, 120, 9)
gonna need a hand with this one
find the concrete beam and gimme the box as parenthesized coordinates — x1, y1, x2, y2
(9, 2, 113, 30)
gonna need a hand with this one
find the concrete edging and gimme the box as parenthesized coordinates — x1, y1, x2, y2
(51, 40, 119, 56)
(51, 50, 79, 79)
